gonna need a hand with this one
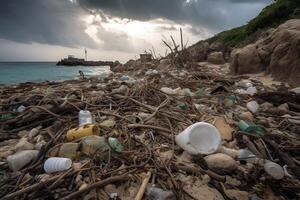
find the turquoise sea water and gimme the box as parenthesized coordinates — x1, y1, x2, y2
(0, 62, 110, 85)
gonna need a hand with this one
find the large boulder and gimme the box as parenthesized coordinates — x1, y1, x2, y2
(207, 52, 225, 64)
(266, 20, 300, 85)
(230, 44, 265, 74)
(230, 19, 300, 86)
(189, 42, 210, 62)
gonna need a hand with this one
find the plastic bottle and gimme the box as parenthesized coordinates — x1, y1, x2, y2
(81, 135, 108, 155)
(44, 157, 72, 173)
(58, 143, 79, 159)
(7, 150, 39, 171)
(67, 124, 99, 141)
(78, 110, 92, 126)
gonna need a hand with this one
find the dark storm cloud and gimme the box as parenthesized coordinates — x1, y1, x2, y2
(77, 0, 273, 30)
(0, 0, 95, 47)
(0, 0, 272, 47)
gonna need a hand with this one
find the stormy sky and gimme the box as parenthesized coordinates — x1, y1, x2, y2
(0, 0, 273, 62)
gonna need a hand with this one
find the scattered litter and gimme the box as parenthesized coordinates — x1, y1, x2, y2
(0, 57, 299, 199)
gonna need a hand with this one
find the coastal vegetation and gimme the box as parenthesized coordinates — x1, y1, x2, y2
(208, 0, 300, 47)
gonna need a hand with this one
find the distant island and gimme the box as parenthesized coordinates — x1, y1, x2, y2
(56, 55, 114, 66)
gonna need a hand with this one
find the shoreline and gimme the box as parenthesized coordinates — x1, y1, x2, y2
(0, 63, 112, 86)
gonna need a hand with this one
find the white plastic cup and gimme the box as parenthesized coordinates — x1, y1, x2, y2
(175, 122, 221, 155)
(264, 160, 284, 180)
(79, 110, 92, 126)
(247, 101, 259, 113)
(44, 157, 72, 173)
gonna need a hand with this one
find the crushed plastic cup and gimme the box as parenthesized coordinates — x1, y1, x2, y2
(146, 186, 175, 200)
(246, 87, 257, 96)
(247, 101, 259, 113)
(264, 160, 284, 180)
(17, 105, 26, 113)
(120, 75, 130, 81)
(78, 110, 92, 126)
(237, 80, 253, 88)
(175, 122, 221, 155)
(44, 157, 72, 173)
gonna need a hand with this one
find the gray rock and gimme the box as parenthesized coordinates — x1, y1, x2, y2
(204, 153, 237, 175)
(207, 52, 225, 64)
(15, 138, 35, 152)
(239, 111, 254, 121)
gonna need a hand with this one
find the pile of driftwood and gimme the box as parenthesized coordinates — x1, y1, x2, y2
(0, 64, 300, 199)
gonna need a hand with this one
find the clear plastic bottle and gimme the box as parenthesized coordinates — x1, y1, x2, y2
(78, 110, 92, 126)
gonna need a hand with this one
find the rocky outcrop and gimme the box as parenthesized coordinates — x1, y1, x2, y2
(207, 52, 225, 64)
(230, 44, 265, 74)
(230, 19, 300, 86)
(189, 42, 210, 62)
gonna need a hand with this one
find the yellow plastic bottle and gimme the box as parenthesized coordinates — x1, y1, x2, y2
(67, 124, 100, 141)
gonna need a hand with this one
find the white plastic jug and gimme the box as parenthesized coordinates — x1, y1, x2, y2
(175, 122, 221, 155)
(78, 110, 92, 126)
(44, 157, 72, 173)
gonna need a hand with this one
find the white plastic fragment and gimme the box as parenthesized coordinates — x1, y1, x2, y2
(247, 101, 259, 113)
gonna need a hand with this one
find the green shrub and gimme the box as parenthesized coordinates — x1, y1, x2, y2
(208, 0, 300, 47)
